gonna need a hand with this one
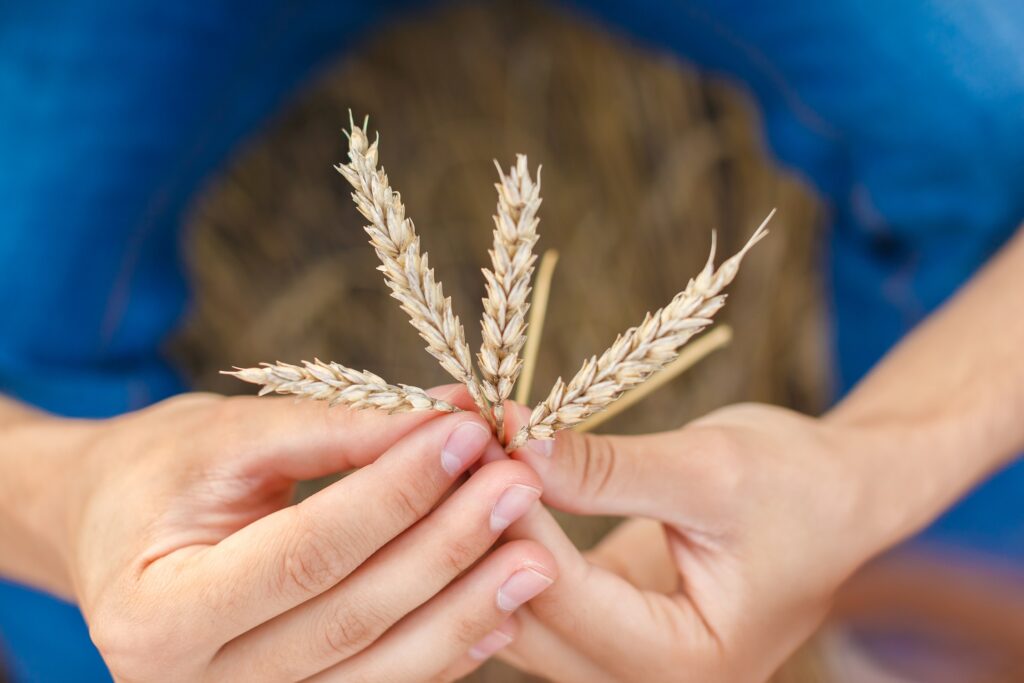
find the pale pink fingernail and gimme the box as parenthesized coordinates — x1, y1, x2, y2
(527, 438, 554, 457)
(490, 484, 540, 533)
(468, 628, 513, 661)
(441, 422, 492, 475)
(497, 568, 554, 611)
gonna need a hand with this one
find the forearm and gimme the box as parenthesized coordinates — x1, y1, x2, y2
(0, 396, 84, 599)
(828, 226, 1024, 542)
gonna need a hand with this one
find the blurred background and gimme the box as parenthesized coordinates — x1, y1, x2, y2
(169, 2, 1021, 681)
(2, 1, 1022, 681)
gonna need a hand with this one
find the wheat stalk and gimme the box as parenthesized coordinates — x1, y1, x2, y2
(506, 211, 773, 451)
(334, 118, 492, 422)
(515, 248, 559, 406)
(223, 360, 459, 413)
(479, 155, 542, 441)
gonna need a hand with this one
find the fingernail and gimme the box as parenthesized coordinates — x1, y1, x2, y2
(527, 438, 554, 458)
(490, 484, 541, 533)
(441, 422, 492, 475)
(497, 568, 554, 612)
(468, 627, 513, 661)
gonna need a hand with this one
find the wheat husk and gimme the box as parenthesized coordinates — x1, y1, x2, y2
(224, 360, 459, 413)
(506, 212, 772, 451)
(334, 119, 493, 422)
(479, 155, 542, 440)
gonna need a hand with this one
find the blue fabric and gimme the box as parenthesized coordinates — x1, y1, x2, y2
(1, 1, 1023, 679)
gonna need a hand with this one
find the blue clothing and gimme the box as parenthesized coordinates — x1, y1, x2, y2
(1, 1, 1023, 680)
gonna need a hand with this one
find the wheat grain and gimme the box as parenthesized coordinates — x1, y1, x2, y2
(506, 211, 773, 451)
(334, 118, 492, 422)
(575, 323, 733, 433)
(224, 360, 459, 413)
(479, 155, 542, 441)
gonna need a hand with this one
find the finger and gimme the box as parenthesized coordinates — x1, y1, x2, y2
(190, 412, 494, 639)
(505, 403, 729, 525)
(209, 384, 474, 481)
(212, 459, 542, 681)
(438, 616, 519, 681)
(502, 502, 696, 680)
(467, 438, 697, 678)
(587, 518, 679, 593)
(307, 540, 556, 683)
(499, 608, 615, 683)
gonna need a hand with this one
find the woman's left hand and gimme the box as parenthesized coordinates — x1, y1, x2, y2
(491, 402, 914, 683)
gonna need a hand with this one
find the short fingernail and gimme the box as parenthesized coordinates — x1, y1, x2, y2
(441, 422, 492, 475)
(497, 567, 554, 612)
(490, 484, 541, 533)
(527, 438, 554, 458)
(468, 627, 514, 661)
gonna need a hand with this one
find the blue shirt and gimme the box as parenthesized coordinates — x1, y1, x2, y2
(2, 1, 1023, 680)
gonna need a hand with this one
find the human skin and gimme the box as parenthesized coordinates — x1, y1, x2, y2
(0, 386, 555, 682)
(490, 226, 1024, 682)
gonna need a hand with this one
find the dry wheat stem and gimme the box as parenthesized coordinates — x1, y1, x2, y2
(335, 119, 492, 422)
(223, 360, 460, 413)
(507, 211, 773, 451)
(479, 155, 542, 441)
(515, 248, 559, 406)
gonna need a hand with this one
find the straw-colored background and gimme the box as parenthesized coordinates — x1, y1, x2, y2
(174, 2, 829, 680)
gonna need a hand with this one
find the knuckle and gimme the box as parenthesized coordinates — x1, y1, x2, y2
(566, 433, 619, 502)
(188, 395, 254, 454)
(450, 613, 489, 648)
(206, 395, 251, 433)
(319, 600, 387, 658)
(159, 391, 224, 414)
(381, 481, 429, 526)
(280, 517, 350, 595)
(436, 536, 482, 577)
(688, 426, 746, 495)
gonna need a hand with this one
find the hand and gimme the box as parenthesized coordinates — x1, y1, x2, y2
(2, 389, 555, 682)
(490, 227, 1024, 682)
(494, 402, 912, 683)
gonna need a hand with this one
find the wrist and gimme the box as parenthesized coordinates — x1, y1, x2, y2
(824, 405, 1008, 557)
(0, 409, 96, 600)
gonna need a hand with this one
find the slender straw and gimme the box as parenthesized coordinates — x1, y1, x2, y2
(514, 249, 559, 405)
(575, 324, 732, 433)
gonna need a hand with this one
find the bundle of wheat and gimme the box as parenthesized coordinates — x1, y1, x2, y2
(227, 120, 770, 449)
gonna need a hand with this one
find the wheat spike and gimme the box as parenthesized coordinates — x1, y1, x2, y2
(479, 155, 542, 441)
(335, 118, 492, 422)
(506, 211, 773, 451)
(224, 360, 459, 413)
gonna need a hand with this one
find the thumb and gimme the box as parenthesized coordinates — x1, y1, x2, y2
(505, 403, 731, 525)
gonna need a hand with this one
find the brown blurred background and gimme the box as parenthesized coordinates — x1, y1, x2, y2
(170, 2, 1021, 681)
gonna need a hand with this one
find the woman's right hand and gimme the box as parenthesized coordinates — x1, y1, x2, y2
(1, 388, 555, 682)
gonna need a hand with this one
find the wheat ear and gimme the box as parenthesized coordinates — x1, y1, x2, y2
(335, 119, 492, 422)
(479, 155, 541, 441)
(224, 360, 459, 413)
(507, 211, 773, 451)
